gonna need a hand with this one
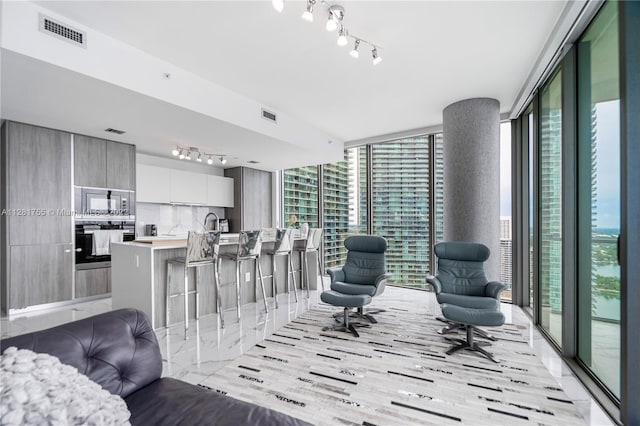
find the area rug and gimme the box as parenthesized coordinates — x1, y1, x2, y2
(199, 304, 585, 425)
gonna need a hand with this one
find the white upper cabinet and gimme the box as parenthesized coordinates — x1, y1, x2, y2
(207, 175, 234, 208)
(137, 164, 171, 203)
(136, 164, 233, 207)
(170, 170, 207, 204)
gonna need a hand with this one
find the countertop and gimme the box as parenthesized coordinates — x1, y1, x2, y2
(112, 232, 299, 251)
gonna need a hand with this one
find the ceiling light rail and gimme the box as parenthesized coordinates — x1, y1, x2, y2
(271, 0, 384, 65)
(171, 145, 227, 165)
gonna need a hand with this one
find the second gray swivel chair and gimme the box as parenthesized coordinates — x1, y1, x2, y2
(327, 235, 391, 322)
(220, 230, 268, 322)
(426, 241, 508, 338)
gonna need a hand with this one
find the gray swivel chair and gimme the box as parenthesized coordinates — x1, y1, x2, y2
(327, 235, 391, 323)
(426, 241, 507, 337)
(426, 241, 507, 362)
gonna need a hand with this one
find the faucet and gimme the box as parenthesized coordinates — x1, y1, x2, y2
(204, 212, 219, 232)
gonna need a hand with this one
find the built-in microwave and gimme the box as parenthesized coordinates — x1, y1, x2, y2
(75, 187, 135, 218)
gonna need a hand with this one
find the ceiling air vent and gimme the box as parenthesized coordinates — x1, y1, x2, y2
(247, 160, 260, 164)
(261, 108, 277, 123)
(39, 14, 86, 48)
(105, 128, 126, 135)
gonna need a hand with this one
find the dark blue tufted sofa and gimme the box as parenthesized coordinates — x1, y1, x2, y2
(1, 308, 311, 426)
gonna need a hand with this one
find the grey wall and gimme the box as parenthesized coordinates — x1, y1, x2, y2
(442, 98, 501, 280)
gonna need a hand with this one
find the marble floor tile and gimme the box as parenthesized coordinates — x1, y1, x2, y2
(0, 285, 615, 425)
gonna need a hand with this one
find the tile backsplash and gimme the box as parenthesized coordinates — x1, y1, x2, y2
(136, 203, 225, 237)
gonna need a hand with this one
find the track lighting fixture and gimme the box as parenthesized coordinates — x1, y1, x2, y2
(274, 2, 383, 64)
(325, 4, 344, 32)
(337, 27, 348, 47)
(350, 39, 360, 58)
(171, 146, 228, 166)
(302, 0, 315, 22)
(272, 0, 284, 13)
(372, 47, 382, 65)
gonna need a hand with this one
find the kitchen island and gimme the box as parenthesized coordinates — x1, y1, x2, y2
(111, 234, 318, 329)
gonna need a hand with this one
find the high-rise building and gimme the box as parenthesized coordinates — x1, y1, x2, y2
(500, 216, 513, 287)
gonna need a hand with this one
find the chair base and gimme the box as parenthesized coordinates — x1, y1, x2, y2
(323, 307, 370, 338)
(436, 316, 497, 341)
(333, 309, 377, 324)
(444, 325, 499, 363)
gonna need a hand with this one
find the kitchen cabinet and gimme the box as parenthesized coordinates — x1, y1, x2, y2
(9, 244, 73, 308)
(207, 175, 234, 207)
(137, 164, 233, 207)
(224, 167, 272, 232)
(74, 137, 135, 190)
(170, 170, 208, 204)
(1, 121, 74, 311)
(107, 142, 136, 190)
(75, 267, 111, 298)
(137, 164, 171, 203)
(74, 135, 107, 187)
(6, 122, 73, 246)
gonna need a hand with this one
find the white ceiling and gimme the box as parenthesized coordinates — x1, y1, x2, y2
(3, 0, 568, 169)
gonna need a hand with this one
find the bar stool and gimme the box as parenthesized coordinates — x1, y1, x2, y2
(293, 227, 324, 297)
(263, 228, 298, 309)
(166, 230, 222, 339)
(220, 230, 268, 321)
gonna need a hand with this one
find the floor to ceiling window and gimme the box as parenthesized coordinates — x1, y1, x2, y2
(371, 137, 431, 286)
(528, 110, 535, 308)
(500, 122, 513, 302)
(538, 68, 563, 345)
(576, 0, 621, 399)
(322, 157, 349, 269)
(283, 166, 318, 228)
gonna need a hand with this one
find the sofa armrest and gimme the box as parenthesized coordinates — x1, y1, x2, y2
(426, 275, 442, 294)
(485, 281, 508, 299)
(0, 308, 162, 398)
(327, 267, 345, 284)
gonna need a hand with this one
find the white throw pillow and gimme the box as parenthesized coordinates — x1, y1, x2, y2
(0, 346, 131, 425)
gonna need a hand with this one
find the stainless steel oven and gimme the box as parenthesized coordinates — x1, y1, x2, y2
(75, 221, 135, 266)
(75, 187, 135, 219)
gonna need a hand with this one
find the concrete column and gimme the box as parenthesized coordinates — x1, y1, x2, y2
(442, 98, 500, 280)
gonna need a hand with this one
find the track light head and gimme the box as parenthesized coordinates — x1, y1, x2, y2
(220, 156, 227, 165)
(350, 39, 360, 58)
(172, 147, 180, 156)
(302, 0, 315, 22)
(207, 155, 213, 165)
(185, 151, 192, 160)
(325, 5, 345, 31)
(272, 0, 284, 13)
(337, 27, 348, 47)
(178, 149, 185, 160)
(196, 153, 202, 162)
(372, 47, 382, 65)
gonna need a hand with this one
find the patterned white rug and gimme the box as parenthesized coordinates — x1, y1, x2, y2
(199, 304, 586, 425)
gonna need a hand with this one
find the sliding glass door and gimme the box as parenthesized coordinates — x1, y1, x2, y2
(576, 0, 621, 399)
(538, 69, 563, 346)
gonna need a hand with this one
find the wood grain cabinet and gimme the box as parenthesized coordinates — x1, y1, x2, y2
(224, 167, 272, 232)
(1, 121, 74, 310)
(74, 135, 107, 187)
(75, 267, 111, 298)
(74, 137, 135, 190)
(107, 142, 136, 190)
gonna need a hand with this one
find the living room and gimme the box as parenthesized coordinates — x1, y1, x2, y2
(1, 1, 638, 425)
